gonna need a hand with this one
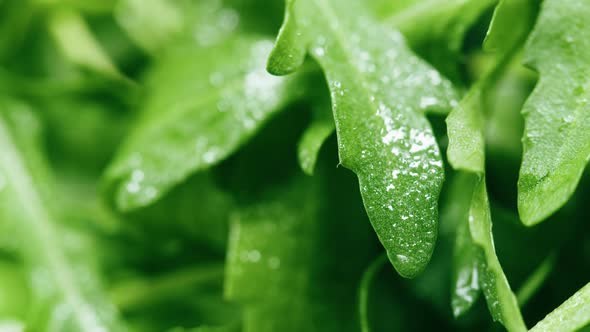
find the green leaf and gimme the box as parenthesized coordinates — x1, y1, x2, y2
(446, 88, 485, 173)
(518, 0, 590, 226)
(115, 0, 191, 52)
(224, 179, 320, 328)
(483, 0, 538, 52)
(119, 172, 235, 251)
(447, 105, 526, 329)
(297, 98, 335, 175)
(116, 0, 284, 53)
(387, 0, 495, 50)
(530, 282, 590, 332)
(468, 178, 526, 331)
(104, 35, 302, 211)
(0, 98, 127, 331)
(451, 222, 480, 318)
(225, 172, 374, 331)
(0, 0, 35, 61)
(446, 0, 538, 323)
(447, 105, 526, 327)
(47, 8, 125, 80)
(268, 0, 458, 278)
(386, 0, 497, 80)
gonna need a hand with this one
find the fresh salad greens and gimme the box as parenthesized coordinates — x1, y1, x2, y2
(0, 0, 589, 331)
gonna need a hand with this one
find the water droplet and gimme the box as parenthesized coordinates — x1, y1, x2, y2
(247, 250, 261, 262)
(268, 256, 280, 269)
(419, 96, 439, 109)
(209, 72, 224, 86)
(131, 170, 144, 182)
(126, 182, 140, 194)
(203, 148, 220, 164)
(144, 186, 158, 200)
(218, 8, 239, 31)
(396, 254, 409, 263)
(313, 47, 325, 57)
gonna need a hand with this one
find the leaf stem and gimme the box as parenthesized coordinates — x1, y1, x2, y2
(358, 253, 388, 332)
(516, 253, 556, 307)
(109, 263, 225, 310)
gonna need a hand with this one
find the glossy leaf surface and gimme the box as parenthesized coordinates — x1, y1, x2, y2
(269, 0, 458, 278)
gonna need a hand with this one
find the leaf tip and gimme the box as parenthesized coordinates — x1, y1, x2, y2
(386, 250, 427, 279)
(266, 0, 306, 76)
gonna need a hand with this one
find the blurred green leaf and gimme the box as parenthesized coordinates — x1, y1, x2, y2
(104, 35, 303, 211)
(0, 98, 127, 331)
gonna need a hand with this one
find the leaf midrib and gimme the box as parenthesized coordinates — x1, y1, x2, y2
(0, 117, 104, 330)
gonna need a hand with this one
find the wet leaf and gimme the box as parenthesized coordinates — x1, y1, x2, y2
(530, 282, 590, 332)
(268, 0, 458, 278)
(446, 1, 536, 325)
(104, 35, 302, 211)
(518, 0, 590, 225)
(297, 98, 335, 175)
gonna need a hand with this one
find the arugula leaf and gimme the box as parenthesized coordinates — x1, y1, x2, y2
(224, 178, 320, 331)
(483, 0, 538, 52)
(446, 1, 537, 326)
(225, 166, 375, 331)
(115, 0, 196, 53)
(0, 98, 127, 331)
(297, 97, 335, 175)
(115, 0, 283, 53)
(451, 200, 481, 317)
(47, 8, 125, 80)
(104, 35, 302, 211)
(446, 92, 527, 331)
(517, 0, 590, 226)
(268, 0, 458, 278)
(530, 282, 590, 332)
(119, 172, 235, 251)
(468, 179, 526, 331)
(385, 0, 497, 81)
